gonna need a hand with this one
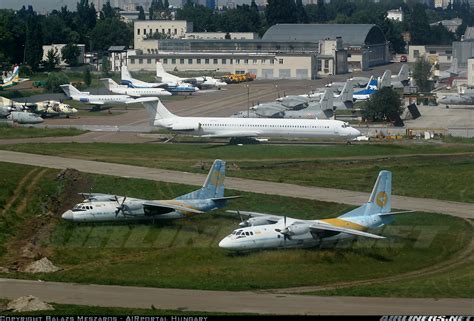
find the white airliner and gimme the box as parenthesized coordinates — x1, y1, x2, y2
(60, 84, 138, 109)
(101, 78, 172, 97)
(139, 97, 361, 140)
(156, 62, 227, 90)
(121, 65, 198, 94)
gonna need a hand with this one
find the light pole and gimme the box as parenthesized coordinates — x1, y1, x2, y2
(246, 84, 250, 118)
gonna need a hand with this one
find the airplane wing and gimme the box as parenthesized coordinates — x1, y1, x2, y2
(78, 193, 118, 201)
(309, 222, 385, 239)
(199, 132, 259, 138)
(88, 101, 105, 105)
(142, 201, 204, 215)
(226, 210, 281, 223)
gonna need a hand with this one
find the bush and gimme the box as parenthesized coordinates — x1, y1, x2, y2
(46, 72, 70, 93)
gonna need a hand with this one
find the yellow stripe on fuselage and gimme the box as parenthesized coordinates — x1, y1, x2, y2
(320, 218, 367, 231)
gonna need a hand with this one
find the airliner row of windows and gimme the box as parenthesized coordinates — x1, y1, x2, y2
(201, 123, 330, 129)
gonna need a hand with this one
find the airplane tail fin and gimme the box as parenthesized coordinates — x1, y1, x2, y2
(60, 84, 82, 98)
(378, 70, 391, 89)
(100, 78, 119, 90)
(319, 89, 333, 111)
(11, 65, 19, 81)
(337, 80, 353, 102)
(156, 61, 167, 78)
(176, 159, 226, 200)
(139, 97, 177, 124)
(366, 76, 376, 90)
(398, 64, 409, 82)
(341, 170, 392, 219)
(121, 65, 132, 80)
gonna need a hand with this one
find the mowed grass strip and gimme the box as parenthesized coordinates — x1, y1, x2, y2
(1, 143, 473, 202)
(0, 125, 85, 139)
(0, 164, 471, 295)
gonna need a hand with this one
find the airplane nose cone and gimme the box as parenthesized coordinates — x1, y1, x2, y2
(61, 210, 74, 221)
(218, 238, 232, 249)
(352, 128, 361, 137)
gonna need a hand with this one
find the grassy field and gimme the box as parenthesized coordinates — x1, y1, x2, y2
(0, 162, 472, 296)
(0, 125, 85, 139)
(1, 142, 473, 202)
(0, 299, 247, 316)
(311, 257, 473, 298)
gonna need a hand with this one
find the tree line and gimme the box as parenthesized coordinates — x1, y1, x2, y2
(1, 0, 473, 71)
(0, 0, 132, 70)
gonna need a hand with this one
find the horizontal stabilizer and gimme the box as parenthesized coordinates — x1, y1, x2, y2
(211, 196, 241, 201)
(378, 210, 415, 216)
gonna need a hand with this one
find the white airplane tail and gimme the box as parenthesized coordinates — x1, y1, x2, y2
(101, 78, 120, 90)
(156, 61, 179, 83)
(378, 70, 391, 89)
(397, 64, 409, 82)
(121, 65, 133, 81)
(60, 84, 83, 98)
(337, 80, 353, 103)
(319, 89, 333, 111)
(139, 97, 177, 123)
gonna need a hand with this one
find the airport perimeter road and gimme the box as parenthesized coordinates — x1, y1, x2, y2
(1, 278, 472, 315)
(0, 150, 473, 218)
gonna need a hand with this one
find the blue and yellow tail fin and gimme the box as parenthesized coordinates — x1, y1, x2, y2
(176, 160, 226, 200)
(341, 170, 392, 218)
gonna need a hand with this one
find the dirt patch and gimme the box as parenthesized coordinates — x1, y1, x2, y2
(20, 257, 61, 273)
(4, 168, 93, 270)
(6, 295, 54, 312)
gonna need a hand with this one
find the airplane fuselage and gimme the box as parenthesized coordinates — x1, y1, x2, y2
(71, 94, 132, 104)
(156, 116, 360, 138)
(219, 215, 385, 251)
(62, 198, 222, 222)
(109, 87, 171, 97)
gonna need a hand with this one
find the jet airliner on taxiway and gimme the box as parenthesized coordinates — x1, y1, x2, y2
(138, 97, 361, 141)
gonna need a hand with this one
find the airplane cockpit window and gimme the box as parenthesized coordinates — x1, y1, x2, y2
(72, 204, 86, 212)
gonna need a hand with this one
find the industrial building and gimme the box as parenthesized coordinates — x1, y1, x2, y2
(126, 22, 390, 79)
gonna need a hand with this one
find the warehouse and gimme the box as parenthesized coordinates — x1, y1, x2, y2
(127, 23, 389, 79)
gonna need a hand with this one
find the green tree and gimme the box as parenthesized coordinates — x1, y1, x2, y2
(61, 43, 81, 66)
(265, 0, 297, 26)
(100, 2, 118, 20)
(43, 48, 59, 71)
(90, 18, 133, 52)
(412, 58, 433, 92)
(176, 3, 215, 32)
(406, 4, 431, 45)
(137, 6, 146, 20)
(83, 66, 91, 87)
(295, 0, 308, 24)
(363, 87, 403, 122)
(46, 71, 69, 92)
(101, 56, 110, 77)
(24, 11, 43, 70)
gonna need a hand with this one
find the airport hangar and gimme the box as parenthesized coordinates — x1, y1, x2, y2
(125, 22, 391, 80)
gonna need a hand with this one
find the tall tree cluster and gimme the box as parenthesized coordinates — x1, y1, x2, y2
(0, 1, 133, 69)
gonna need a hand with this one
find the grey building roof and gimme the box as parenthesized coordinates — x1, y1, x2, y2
(262, 24, 387, 46)
(108, 46, 127, 52)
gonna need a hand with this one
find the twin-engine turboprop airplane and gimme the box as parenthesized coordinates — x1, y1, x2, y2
(62, 159, 239, 222)
(219, 170, 412, 251)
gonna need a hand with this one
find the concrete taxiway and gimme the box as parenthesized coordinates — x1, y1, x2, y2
(0, 278, 472, 315)
(0, 150, 472, 218)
